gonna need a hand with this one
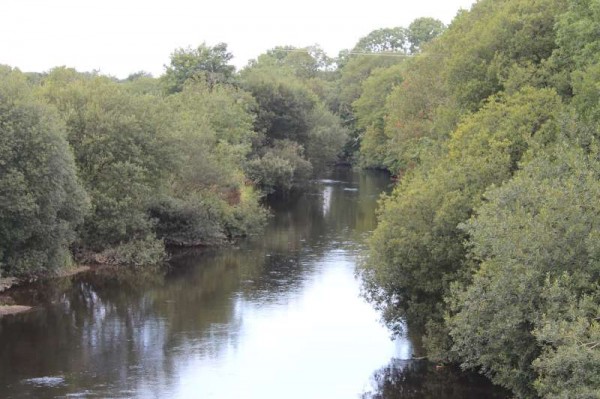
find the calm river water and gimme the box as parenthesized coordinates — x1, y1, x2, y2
(0, 168, 506, 398)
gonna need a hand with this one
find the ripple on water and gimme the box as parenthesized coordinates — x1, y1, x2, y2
(22, 376, 65, 387)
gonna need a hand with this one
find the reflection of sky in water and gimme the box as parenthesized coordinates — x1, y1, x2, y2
(0, 169, 505, 399)
(322, 185, 333, 215)
(170, 251, 399, 399)
(1, 169, 413, 399)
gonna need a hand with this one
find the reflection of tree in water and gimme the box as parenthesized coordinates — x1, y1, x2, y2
(0, 167, 393, 398)
(323, 168, 392, 238)
(0, 264, 244, 398)
(361, 359, 509, 399)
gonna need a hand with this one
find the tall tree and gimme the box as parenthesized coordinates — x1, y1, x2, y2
(407, 17, 446, 53)
(163, 42, 235, 93)
(353, 27, 408, 53)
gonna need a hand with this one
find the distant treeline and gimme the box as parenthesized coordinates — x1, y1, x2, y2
(0, 16, 443, 279)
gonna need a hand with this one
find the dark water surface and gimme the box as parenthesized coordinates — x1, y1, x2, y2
(0, 168, 507, 398)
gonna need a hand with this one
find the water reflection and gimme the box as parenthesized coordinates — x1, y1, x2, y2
(0, 168, 504, 399)
(361, 359, 509, 399)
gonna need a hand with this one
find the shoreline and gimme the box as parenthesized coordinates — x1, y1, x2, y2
(0, 265, 91, 317)
(0, 305, 32, 316)
(0, 243, 221, 317)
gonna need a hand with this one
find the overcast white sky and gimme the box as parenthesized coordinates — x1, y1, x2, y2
(0, 0, 476, 78)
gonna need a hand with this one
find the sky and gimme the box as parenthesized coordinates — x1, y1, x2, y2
(0, 0, 476, 79)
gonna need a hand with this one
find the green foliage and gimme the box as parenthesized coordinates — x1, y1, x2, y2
(382, 46, 457, 173)
(533, 276, 600, 399)
(166, 80, 256, 188)
(241, 53, 347, 191)
(335, 55, 406, 119)
(354, 63, 405, 133)
(353, 63, 404, 169)
(258, 45, 334, 79)
(407, 17, 446, 53)
(36, 67, 267, 266)
(242, 66, 316, 145)
(448, 144, 600, 397)
(352, 1, 600, 398)
(149, 195, 224, 245)
(0, 66, 88, 276)
(335, 54, 407, 159)
(572, 63, 600, 125)
(245, 139, 313, 193)
(304, 104, 349, 172)
(162, 42, 236, 93)
(353, 27, 408, 53)
(0, 39, 346, 273)
(361, 87, 562, 350)
(354, 3, 600, 397)
(550, 0, 600, 92)
(42, 70, 175, 253)
(96, 234, 166, 267)
(359, 0, 567, 174)
(222, 184, 269, 238)
(153, 80, 266, 244)
(352, 21, 445, 56)
(444, 0, 567, 110)
(121, 71, 163, 95)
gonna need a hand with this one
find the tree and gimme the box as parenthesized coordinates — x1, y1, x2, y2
(258, 45, 334, 79)
(353, 63, 405, 168)
(353, 27, 408, 53)
(407, 17, 446, 53)
(548, 0, 600, 96)
(245, 139, 313, 194)
(162, 42, 235, 93)
(442, 0, 567, 110)
(153, 80, 267, 244)
(304, 104, 349, 172)
(360, 87, 563, 352)
(533, 276, 600, 399)
(240, 53, 347, 191)
(449, 144, 600, 397)
(0, 66, 88, 276)
(242, 66, 316, 145)
(42, 69, 176, 264)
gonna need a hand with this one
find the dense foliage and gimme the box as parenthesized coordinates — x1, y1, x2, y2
(356, 0, 600, 398)
(0, 43, 349, 276)
(2, 2, 599, 396)
(240, 49, 348, 192)
(0, 67, 88, 277)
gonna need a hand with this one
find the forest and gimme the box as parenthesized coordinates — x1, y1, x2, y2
(1, 0, 599, 397)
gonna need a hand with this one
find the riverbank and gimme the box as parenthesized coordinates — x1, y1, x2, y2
(0, 305, 32, 316)
(0, 265, 91, 317)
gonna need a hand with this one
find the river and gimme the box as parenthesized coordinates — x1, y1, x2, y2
(0, 168, 506, 398)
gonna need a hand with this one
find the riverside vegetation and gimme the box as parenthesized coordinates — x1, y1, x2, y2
(0, 44, 352, 276)
(351, 1, 600, 398)
(1, 1, 599, 397)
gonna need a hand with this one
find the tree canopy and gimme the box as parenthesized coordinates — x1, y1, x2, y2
(0, 66, 88, 276)
(355, 0, 600, 397)
(162, 42, 236, 93)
